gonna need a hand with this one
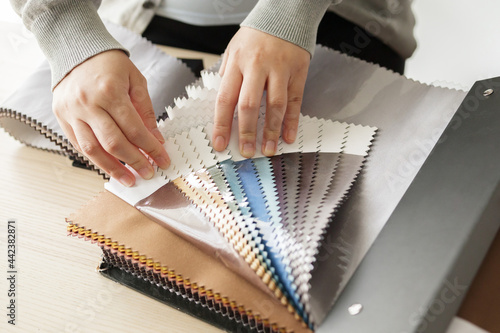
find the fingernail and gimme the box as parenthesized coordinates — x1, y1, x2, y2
(263, 140, 276, 156)
(287, 128, 297, 142)
(152, 128, 165, 144)
(139, 166, 154, 180)
(119, 174, 135, 187)
(156, 156, 170, 170)
(214, 135, 226, 151)
(241, 142, 255, 158)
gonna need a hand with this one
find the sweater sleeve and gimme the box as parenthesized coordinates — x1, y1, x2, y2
(241, 0, 333, 56)
(10, 0, 129, 89)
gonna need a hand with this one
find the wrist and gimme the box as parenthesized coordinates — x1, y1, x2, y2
(31, 0, 129, 89)
(241, 0, 332, 56)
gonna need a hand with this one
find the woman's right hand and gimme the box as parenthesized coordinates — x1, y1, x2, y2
(52, 50, 170, 187)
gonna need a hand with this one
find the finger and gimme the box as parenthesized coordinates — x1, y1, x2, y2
(73, 120, 136, 187)
(102, 100, 170, 170)
(262, 73, 288, 156)
(58, 119, 80, 152)
(92, 80, 169, 170)
(219, 50, 229, 77)
(213, 64, 242, 151)
(53, 98, 80, 150)
(237, 72, 266, 158)
(86, 109, 157, 180)
(129, 74, 165, 144)
(283, 73, 307, 144)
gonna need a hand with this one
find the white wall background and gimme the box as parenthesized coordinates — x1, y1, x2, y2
(405, 0, 500, 89)
(2, 1, 500, 89)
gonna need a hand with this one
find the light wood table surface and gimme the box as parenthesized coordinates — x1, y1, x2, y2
(0, 21, 222, 333)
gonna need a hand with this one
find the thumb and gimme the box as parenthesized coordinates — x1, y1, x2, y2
(129, 74, 165, 144)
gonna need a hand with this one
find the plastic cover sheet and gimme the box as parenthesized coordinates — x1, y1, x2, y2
(134, 179, 275, 298)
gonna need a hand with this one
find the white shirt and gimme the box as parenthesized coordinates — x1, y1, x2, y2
(157, 0, 257, 26)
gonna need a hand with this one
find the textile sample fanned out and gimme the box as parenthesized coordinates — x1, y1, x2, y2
(0, 21, 377, 331)
(98, 67, 377, 331)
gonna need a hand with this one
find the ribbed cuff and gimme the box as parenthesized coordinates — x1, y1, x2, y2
(30, 0, 129, 89)
(241, 0, 332, 56)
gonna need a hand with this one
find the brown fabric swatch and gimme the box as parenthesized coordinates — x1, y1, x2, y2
(68, 190, 310, 333)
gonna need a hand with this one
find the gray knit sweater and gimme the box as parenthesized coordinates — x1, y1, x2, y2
(11, 0, 416, 88)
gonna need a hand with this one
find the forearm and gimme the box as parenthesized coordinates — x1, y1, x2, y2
(10, 0, 128, 89)
(241, 0, 333, 56)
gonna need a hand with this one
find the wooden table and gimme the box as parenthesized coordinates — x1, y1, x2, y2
(0, 21, 222, 333)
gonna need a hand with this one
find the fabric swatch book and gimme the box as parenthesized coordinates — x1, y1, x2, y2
(0, 22, 468, 332)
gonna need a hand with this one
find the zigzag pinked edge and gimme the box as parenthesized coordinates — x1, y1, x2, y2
(170, 174, 304, 323)
(0, 108, 108, 179)
(66, 222, 295, 333)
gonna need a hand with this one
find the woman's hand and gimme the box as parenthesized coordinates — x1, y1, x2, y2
(53, 50, 170, 187)
(212, 27, 310, 158)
